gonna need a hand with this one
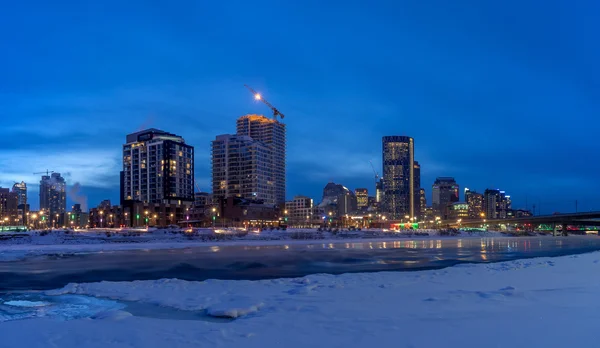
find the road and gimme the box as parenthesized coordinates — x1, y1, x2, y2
(2, 236, 600, 290)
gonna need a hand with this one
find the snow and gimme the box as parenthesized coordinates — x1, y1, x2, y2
(1, 251, 600, 347)
(0, 227, 514, 261)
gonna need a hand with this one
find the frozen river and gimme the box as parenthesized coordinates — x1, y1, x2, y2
(2, 236, 600, 290)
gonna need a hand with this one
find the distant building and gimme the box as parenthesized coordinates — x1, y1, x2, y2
(212, 134, 276, 205)
(0, 188, 19, 225)
(12, 182, 27, 206)
(382, 136, 415, 219)
(236, 115, 286, 205)
(447, 202, 469, 220)
(432, 177, 459, 219)
(69, 204, 88, 228)
(122, 128, 194, 205)
(375, 178, 384, 203)
(355, 188, 368, 209)
(40, 173, 67, 227)
(419, 188, 426, 220)
(320, 182, 357, 216)
(464, 188, 484, 218)
(285, 196, 313, 225)
(483, 189, 511, 219)
(413, 161, 421, 220)
(194, 192, 212, 207)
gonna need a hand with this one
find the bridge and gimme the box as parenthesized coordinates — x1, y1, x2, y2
(445, 211, 600, 234)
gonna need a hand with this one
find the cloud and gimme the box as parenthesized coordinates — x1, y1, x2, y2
(0, 149, 121, 190)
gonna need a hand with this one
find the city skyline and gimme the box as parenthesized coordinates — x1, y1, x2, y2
(1, 1, 599, 213)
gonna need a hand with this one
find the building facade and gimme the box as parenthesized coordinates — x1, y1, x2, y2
(447, 202, 469, 220)
(0, 188, 19, 225)
(413, 161, 421, 220)
(419, 188, 427, 220)
(285, 195, 314, 225)
(382, 136, 415, 219)
(355, 188, 368, 209)
(12, 182, 27, 206)
(483, 189, 506, 219)
(40, 173, 67, 227)
(236, 115, 286, 205)
(212, 134, 276, 205)
(122, 129, 194, 205)
(464, 188, 484, 218)
(432, 177, 459, 218)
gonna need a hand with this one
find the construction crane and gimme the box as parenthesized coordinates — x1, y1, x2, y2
(244, 84, 285, 120)
(33, 170, 55, 176)
(369, 161, 380, 182)
(195, 182, 202, 193)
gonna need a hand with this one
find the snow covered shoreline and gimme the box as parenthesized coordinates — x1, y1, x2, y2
(2, 251, 600, 347)
(0, 227, 537, 261)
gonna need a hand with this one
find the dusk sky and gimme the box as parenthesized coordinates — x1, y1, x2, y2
(1, 0, 599, 213)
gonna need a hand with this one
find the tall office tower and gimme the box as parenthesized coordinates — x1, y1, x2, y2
(40, 173, 67, 226)
(464, 188, 484, 218)
(12, 182, 27, 206)
(432, 177, 459, 218)
(413, 161, 421, 220)
(236, 115, 286, 205)
(484, 189, 502, 219)
(382, 136, 414, 219)
(212, 134, 276, 205)
(122, 129, 194, 204)
(355, 188, 368, 209)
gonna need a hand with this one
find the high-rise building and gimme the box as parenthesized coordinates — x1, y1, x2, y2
(432, 177, 459, 218)
(355, 188, 368, 209)
(212, 134, 276, 205)
(382, 136, 415, 219)
(0, 188, 18, 225)
(236, 115, 286, 205)
(122, 129, 194, 204)
(320, 182, 357, 216)
(413, 161, 421, 220)
(12, 182, 27, 206)
(484, 189, 502, 219)
(40, 173, 67, 227)
(464, 188, 484, 218)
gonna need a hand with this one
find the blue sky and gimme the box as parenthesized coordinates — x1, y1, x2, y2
(1, 0, 599, 213)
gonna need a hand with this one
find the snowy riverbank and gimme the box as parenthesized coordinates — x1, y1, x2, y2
(0, 227, 528, 261)
(2, 251, 600, 347)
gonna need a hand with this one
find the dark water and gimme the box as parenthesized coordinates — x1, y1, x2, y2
(2, 236, 600, 291)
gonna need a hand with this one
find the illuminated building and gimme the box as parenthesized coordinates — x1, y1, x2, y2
(236, 115, 286, 205)
(39, 173, 67, 227)
(484, 189, 512, 219)
(285, 196, 314, 225)
(464, 188, 484, 218)
(355, 188, 368, 209)
(382, 136, 415, 220)
(447, 202, 469, 220)
(419, 188, 426, 219)
(122, 129, 194, 204)
(212, 134, 276, 205)
(0, 188, 18, 225)
(432, 177, 459, 218)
